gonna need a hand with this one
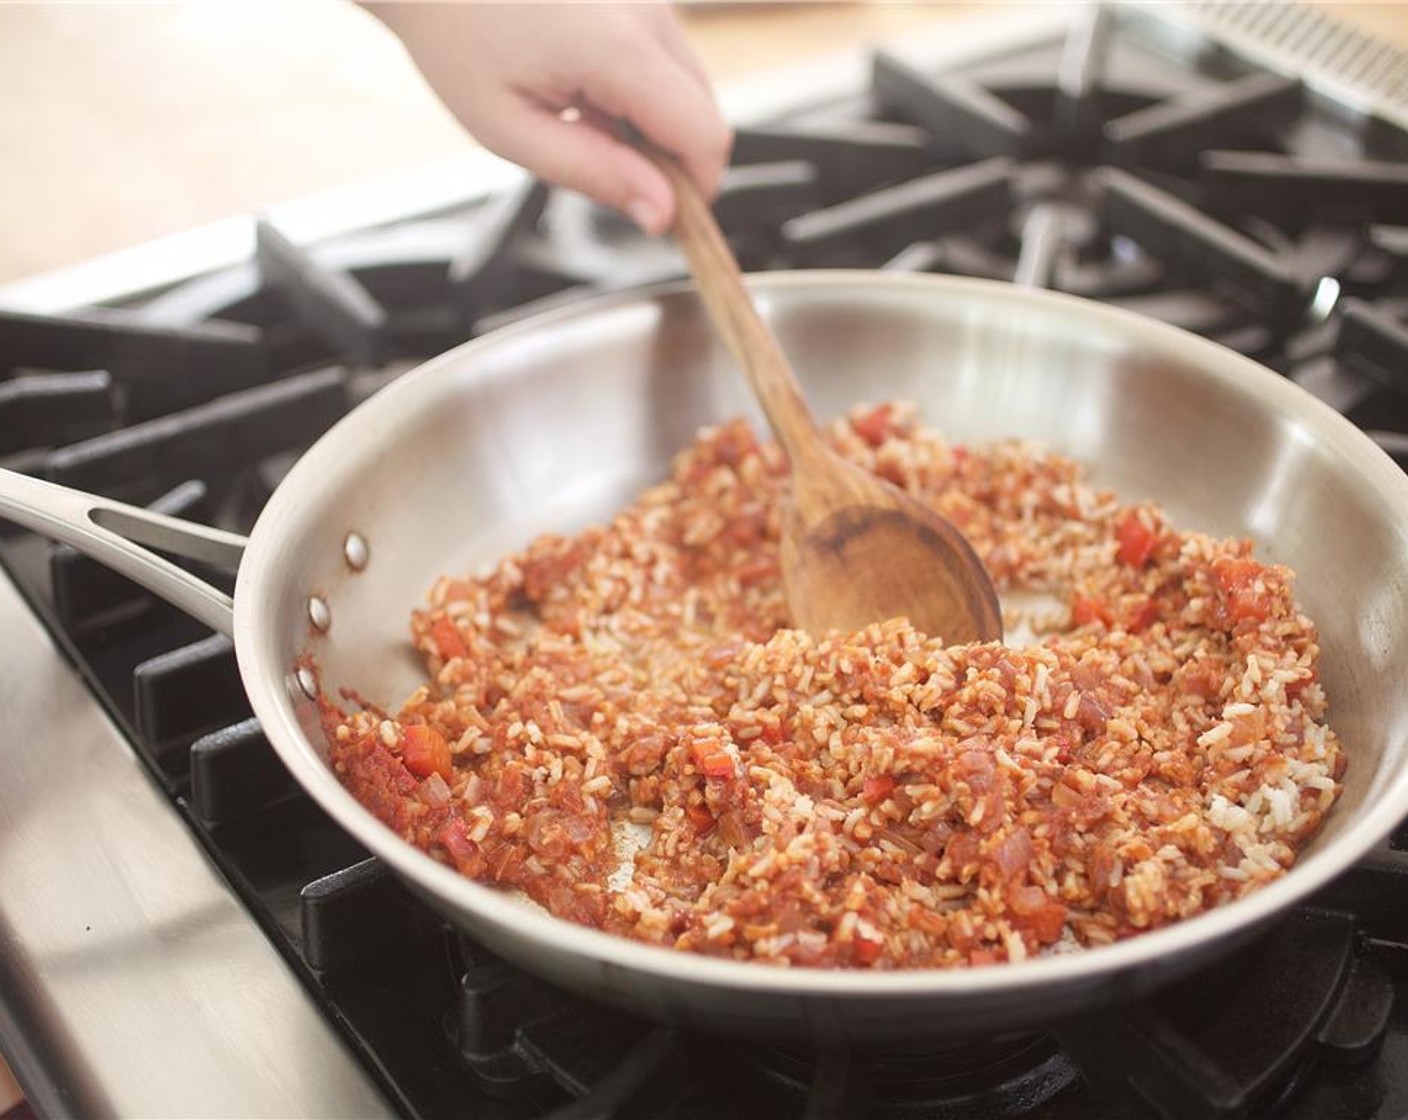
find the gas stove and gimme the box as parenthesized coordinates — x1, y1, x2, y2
(5, 4, 1408, 1117)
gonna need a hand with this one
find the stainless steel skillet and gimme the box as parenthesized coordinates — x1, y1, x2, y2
(4, 271, 1408, 1045)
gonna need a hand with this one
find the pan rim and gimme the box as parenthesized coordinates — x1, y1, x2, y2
(237, 269, 1408, 997)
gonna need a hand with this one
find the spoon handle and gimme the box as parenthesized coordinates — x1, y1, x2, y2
(644, 149, 821, 467)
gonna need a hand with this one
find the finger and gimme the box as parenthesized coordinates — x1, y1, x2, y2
(647, 5, 716, 99)
(580, 43, 733, 200)
(474, 94, 678, 234)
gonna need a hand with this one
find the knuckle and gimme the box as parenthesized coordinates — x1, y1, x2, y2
(713, 120, 735, 159)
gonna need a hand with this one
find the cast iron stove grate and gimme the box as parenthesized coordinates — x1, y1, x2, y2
(5, 4, 1408, 1117)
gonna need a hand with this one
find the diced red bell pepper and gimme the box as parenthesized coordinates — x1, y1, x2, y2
(861, 775, 895, 805)
(691, 741, 737, 779)
(403, 724, 453, 781)
(1116, 509, 1157, 568)
(1026, 902, 1068, 943)
(734, 557, 778, 588)
(1213, 557, 1273, 623)
(1071, 595, 1111, 627)
(1008, 885, 1067, 943)
(852, 403, 894, 447)
(1126, 597, 1159, 634)
(712, 422, 755, 466)
(852, 935, 884, 965)
(759, 721, 788, 746)
(686, 802, 716, 834)
(431, 617, 469, 661)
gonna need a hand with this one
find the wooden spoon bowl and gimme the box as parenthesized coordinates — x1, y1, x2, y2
(647, 150, 1003, 644)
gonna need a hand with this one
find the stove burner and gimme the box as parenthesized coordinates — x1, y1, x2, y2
(1058, 906, 1394, 1119)
(1204, 153, 1408, 227)
(756, 1036, 1079, 1120)
(190, 716, 301, 827)
(255, 218, 389, 367)
(449, 177, 551, 323)
(714, 160, 820, 261)
(781, 156, 1013, 264)
(873, 50, 1033, 159)
(134, 632, 246, 772)
(433, 890, 1393, 1119)
(1104, 73, 1302, 169)
(0, 305, 267, 421)
(0, 369, 111, 456)
(1098, 167, 1306, 323)
(42, 365, 347, 500)
(732, 121, 933, 201)
(1337, 297, 1408, 394)
(50, 477, 208, 632)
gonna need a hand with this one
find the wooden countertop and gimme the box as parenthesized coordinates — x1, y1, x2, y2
(1, 2, 1405, 286)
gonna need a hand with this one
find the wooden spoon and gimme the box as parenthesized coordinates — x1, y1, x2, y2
(646, 151, 1003, 644)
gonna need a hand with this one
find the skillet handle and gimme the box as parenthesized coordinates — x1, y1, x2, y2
(0, 469, 246, 637)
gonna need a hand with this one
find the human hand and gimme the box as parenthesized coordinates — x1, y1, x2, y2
(368, 2, 732, 235)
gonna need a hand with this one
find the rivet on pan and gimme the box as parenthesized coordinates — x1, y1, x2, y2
(295, 666, 318, 700)
(307, 595, 331, 633)
(344, 531, 369, 571)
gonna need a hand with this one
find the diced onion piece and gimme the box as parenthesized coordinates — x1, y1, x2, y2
(419, 771, 452, 807)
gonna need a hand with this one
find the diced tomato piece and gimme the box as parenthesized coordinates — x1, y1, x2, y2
(1116, 509, 1157, 568)
(487, 843, 524, 883)
(1071, 595, 1111, 627)
(1213, 557, 1273, 623)
(440, 817, 484, 876)
(946, 832, 982, 876)
(719, 512, 767, 547)
(1126, 597, 1159, 634)
(852, 935, 884, 965)
(759, 721, 788, 746)
(861, 775, 895, 805)
(431, 617, 469, 661)
(523, 537, 595, 601)
(1009, 884, 1068, 941)
(876, 459, 908, 487)
(495, 766, 527, 804)
(1214, 557, 1263, 596)
(969, 948, 1000, 966)
(712, 421, 756, 467)
(734, 557, 779, 588)
(907, 904, 949, 936)
(1024, 901, 1068, 943)
(690, 741, 737, 779)
(852, 403, 894, 447)
(686, 802, 716, 834)
(403, 724, 453, 781)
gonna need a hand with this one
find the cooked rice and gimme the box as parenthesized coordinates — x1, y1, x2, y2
(321, 402, 1343, 969)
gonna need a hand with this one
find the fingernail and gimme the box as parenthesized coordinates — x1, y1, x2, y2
(626, 197, 662, 235)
